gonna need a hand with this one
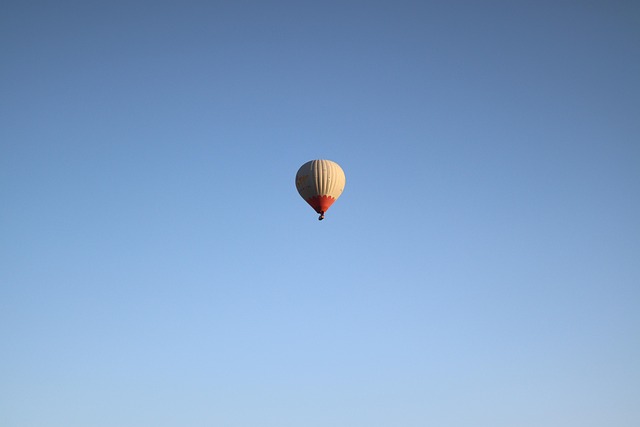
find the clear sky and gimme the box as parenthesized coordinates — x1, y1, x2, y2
(1, 1, 639, 426)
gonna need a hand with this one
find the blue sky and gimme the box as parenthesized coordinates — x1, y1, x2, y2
(1, 1, 639, 426)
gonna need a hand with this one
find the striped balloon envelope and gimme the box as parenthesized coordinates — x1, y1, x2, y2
(295, 159, 346, 220)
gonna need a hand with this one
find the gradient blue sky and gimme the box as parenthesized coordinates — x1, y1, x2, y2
(1, 1, 639, 426)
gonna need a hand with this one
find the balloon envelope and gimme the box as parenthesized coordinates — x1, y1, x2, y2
(295, 159, 346, 219)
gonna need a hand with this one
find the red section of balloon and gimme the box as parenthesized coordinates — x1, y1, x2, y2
(305, 195, 336, 213)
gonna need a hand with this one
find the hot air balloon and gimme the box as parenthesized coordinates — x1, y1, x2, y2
(295, 159, 346, 220)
